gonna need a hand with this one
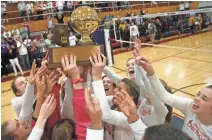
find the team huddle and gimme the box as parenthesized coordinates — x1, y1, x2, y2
(2, 39, 212, 140)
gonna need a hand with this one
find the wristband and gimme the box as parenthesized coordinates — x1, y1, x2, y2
(72, 78, 84, 84)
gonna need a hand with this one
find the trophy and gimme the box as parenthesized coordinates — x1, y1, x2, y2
(48, 6, 105, 69)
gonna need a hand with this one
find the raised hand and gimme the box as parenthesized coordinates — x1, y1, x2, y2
(39, 94, 56, 119)
(113, 90, 139, 123)
(85, 88, 102, 129)
(28, 59, 37, 85)
(89, 51, 106, 81)
(61, 53, 80, 79)
(46, 70, 60, 94)
(134, 38, 142, 49)
(41, 52, 53, 75)
(132, 46, 155, 76)
(35, 67, 46, 95)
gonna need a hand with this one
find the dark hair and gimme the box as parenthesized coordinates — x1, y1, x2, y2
(121, 78, 140, 105)
(102, 75, 116, 88)
(11, 77, 21, 97)
(206, 85, 212, 90)
(1, 121, 15, 140)
(50, 119, 76, 140)
(143, 124, 191, 140)
(160, 79, 173, 124)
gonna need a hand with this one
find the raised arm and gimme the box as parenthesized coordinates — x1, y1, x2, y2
(27, 94, 56, 140)
(135, 50, 193, 114)
(85, 89, 104, 140)
(103, 66, 122, 85)
(113, 89, 146, 140)
(19, 60, 37, 122)
(32, 67, 46, 119)
(61, 77, 74, 119)
(90, 51, 129, 128)
(62, 53, 90, 140)
(133, 48, 168, 124)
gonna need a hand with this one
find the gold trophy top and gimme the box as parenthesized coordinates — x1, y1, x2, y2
(70, 6, 99, 44)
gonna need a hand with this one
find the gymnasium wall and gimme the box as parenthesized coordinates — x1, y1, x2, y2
(4, 2, 199, 32)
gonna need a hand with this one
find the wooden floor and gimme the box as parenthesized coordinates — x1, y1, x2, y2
(1, 31, 212, 123)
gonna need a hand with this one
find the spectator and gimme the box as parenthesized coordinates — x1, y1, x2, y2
(42, 2, 48, 19)
(67, 1, 73, 11)
(130, 22, 139, 42)
(1, 2, 7, 17)
(140, 8, 145, 15)
(17, 2, 27, 17)
(179, 2, 185, 11)
(23, 36, 32, 49)
(23, 36, 32, 62)
(68, 32, 78, 47)
(136, 17, 143, 26)
(26, 1, 34, 17)
(3, 30, 12, 39)
(36, 1, 44, 20)
(1, 38, 9, 76)
(42, 28, 49, 39)
(16, 36, 31, 71)
(46, 1, 53, 13)
(73, 1, 80, 9)
(11, 26, 20, 39)
(6, 36, 17, 48)
(148, 20, 157, 44)
(30, 39, 38, 62)
(121, 1, 130, 10)
(19, 27, 28, 39)
(184, 2, 189, 10)
(119, 20, 127, 38)
(52, 1, 57, 12)
(7, 38, 24, 76)
(56, 1, 64, 12)
(37, 39, 47, 59)
(138, 21, 148, 37)
(188, 14, 195, 34)
(122, 27, 130, 50)
(22, 18, 30, 38)
(155, 18, 162, 40)
(48, 16, 53, 29)
(100, 2, 108, 12)
(55, 13, 64, 24)
(176, 17, 183, 35)
(195, 14, 203, 33)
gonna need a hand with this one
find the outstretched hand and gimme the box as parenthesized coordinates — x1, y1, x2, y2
(61, 52, 80, 79)
(132, 46, 155, 76)
(89, 50, 106, 81)
(134, 38, 142, 49)
(39, 94, 56, 119)
(28, 59, 37, 85)
(113, 89, 139, 123)
(85, 88, 102, 130)
(35, 67, 46, 95)
(46, 70, 60, 94)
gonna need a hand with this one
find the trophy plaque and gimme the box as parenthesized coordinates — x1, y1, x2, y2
(48, 6, 104, 69)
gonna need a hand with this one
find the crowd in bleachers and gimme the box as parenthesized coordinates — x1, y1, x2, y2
(1, 1, 132, 23)
(102, 10, 212, 50)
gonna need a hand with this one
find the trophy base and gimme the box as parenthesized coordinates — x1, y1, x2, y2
(48, 44, 104, 69)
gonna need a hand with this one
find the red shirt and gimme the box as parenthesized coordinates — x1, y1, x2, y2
(73, 89, 91, 140)
(23, 22, 30, 30)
